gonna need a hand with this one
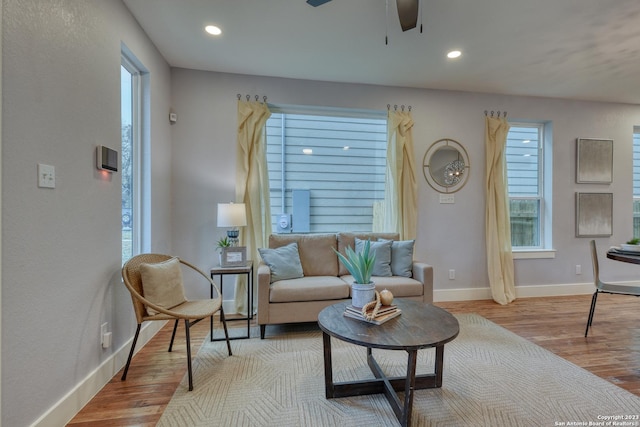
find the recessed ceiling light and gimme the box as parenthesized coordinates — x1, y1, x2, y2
(447, 50, 462, 59)
(303, 148, 313, 155)
(205, 25, 222, 36)
(523, 139, 531, 144)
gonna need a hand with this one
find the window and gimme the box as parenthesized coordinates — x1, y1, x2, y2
(121, 52, 145, 264)
(506, 124, 545, 249)
(265, 108, 387, 233)
(633, 128, 640, 236)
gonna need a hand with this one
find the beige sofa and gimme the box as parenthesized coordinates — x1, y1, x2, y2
(257, 232, 433, 338)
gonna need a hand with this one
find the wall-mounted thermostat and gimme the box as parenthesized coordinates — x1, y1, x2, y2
(96, 145, 118, 172)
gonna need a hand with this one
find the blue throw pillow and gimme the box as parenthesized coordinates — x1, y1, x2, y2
(380, 238, 414, 277)
(258, 242, 304, 282)
(355, 237, 392, 277)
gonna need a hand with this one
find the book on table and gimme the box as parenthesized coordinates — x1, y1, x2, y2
(343, 304, 401, 325)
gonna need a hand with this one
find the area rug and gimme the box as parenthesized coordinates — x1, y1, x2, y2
(158, 314, 640, 426)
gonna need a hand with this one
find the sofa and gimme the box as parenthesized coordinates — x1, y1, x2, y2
(257, 232, 433, 338)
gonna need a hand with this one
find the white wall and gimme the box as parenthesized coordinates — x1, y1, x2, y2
(170, 68, 640, 302)
(2, 1, 172, 426)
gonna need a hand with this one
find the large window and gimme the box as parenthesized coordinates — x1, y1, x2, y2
(121, 54, 144, 264)
(506, 124, 545, 249)
(633, 129, 640, 236)
(265, 108, 387, 233)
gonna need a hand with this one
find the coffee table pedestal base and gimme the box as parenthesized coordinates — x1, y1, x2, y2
(322, 332, 445, 427)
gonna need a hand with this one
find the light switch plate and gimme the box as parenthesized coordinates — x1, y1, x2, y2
(38, 164, 55, 188)
(439, 193, 455, 204)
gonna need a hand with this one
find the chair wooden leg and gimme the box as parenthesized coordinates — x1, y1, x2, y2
(185, 319, 194, 391)
(168, 319, 179, 352)
(219, 308, 232, 356)
(121, 323, 141, 381)
(260, 324, 266, 339)
(585, 291, 599, 337)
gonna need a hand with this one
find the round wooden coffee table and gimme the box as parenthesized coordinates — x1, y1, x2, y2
(317, 299, 459, 427)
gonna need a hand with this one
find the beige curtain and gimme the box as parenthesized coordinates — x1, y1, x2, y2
(234, 100, 272, 315)
(379, 110, 418, 240)
(485, 115, 515, 305)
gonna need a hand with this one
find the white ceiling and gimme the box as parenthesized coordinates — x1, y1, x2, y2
(122, 0, 640, 104)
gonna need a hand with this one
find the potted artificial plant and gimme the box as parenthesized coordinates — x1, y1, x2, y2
(216, 236, 232, 265)
(335, 239, 376, 308)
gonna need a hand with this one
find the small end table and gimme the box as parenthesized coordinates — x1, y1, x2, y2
(210, 261, 253, 340)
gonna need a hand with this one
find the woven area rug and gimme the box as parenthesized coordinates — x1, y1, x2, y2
(158, 314, 640, 426)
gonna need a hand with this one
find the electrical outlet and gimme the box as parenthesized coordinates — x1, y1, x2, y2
(575, 264, 582, 275)
(38, 163, 55, 188)
(101, 322, 109, 348)
(449, 269, 455, 280)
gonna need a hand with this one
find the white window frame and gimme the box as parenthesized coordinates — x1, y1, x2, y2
(265, 105, 387, 233)
(632, 128, 640, 237)
(121, 49, 147, 263)
(507, 122, 555, 259)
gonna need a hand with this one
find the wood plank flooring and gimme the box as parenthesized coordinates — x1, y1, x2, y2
(68, 294, 640, 426)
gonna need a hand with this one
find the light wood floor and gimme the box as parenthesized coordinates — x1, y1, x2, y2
(68, 294, 640, 426)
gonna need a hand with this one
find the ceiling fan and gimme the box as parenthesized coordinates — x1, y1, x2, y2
(306, 0, 420, 32)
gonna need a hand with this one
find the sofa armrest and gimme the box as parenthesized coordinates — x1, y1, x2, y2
(257, 262, 272, 324)
(412, 262, 433, 303)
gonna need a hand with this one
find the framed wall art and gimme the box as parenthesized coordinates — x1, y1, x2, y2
(575, 192, 613, 237)
(576, 138, 613, 184)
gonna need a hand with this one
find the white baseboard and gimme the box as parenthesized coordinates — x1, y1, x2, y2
(31, 321, 166, 427)
(433, 282, 599, 302)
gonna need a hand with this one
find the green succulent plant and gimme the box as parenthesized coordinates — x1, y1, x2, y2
(334, 239, 376, 285)
(627, 237, 640, 245)
(216, 236, 232, 251)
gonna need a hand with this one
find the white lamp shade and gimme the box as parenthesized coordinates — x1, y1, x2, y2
(217, 203, 247, 227)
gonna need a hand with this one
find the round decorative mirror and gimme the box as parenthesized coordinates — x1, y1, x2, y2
(422, 139, 470, 193)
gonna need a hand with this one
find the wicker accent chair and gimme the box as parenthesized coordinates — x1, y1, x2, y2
(121, 253, 232, 391)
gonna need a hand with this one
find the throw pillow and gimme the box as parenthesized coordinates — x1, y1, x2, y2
(139, 257, 187, 315)
(380, 238, 415, 277)
(258, 242, 304, 282)
(355, 237, 392, 277)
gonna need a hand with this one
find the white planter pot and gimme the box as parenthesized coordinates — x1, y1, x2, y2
(351, 282, 375, 308)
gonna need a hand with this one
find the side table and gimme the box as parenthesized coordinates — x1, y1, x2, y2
(210, 261, 253, 340)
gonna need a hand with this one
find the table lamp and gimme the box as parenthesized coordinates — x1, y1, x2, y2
(217, 202, 247, 246)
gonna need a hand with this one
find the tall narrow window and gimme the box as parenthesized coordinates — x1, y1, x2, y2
(121, 54, 142, 264)
(506, 124, 545, 249)
(633, 128, 640, 236)
(265, 108, 387, 233)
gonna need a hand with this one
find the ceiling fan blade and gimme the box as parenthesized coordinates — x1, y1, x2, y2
(396, 0, 419, 31)
(306, 0, 332, 6)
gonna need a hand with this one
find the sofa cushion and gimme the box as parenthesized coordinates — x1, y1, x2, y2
(258, 242, 304, 282)
(337, 232, 399, 276)
(269, 233, 338, 277)
(355, 237, 392, 277)
(269, 276, 350, 303)
(380, 238, 415, 277)
(139, 257, 187, 315)
(342, 275, 423, 298)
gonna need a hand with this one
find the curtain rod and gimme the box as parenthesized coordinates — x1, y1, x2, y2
(237, 94, 268, 103)
(387, 104, 412, 112)
(484, 110, 507, 118)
